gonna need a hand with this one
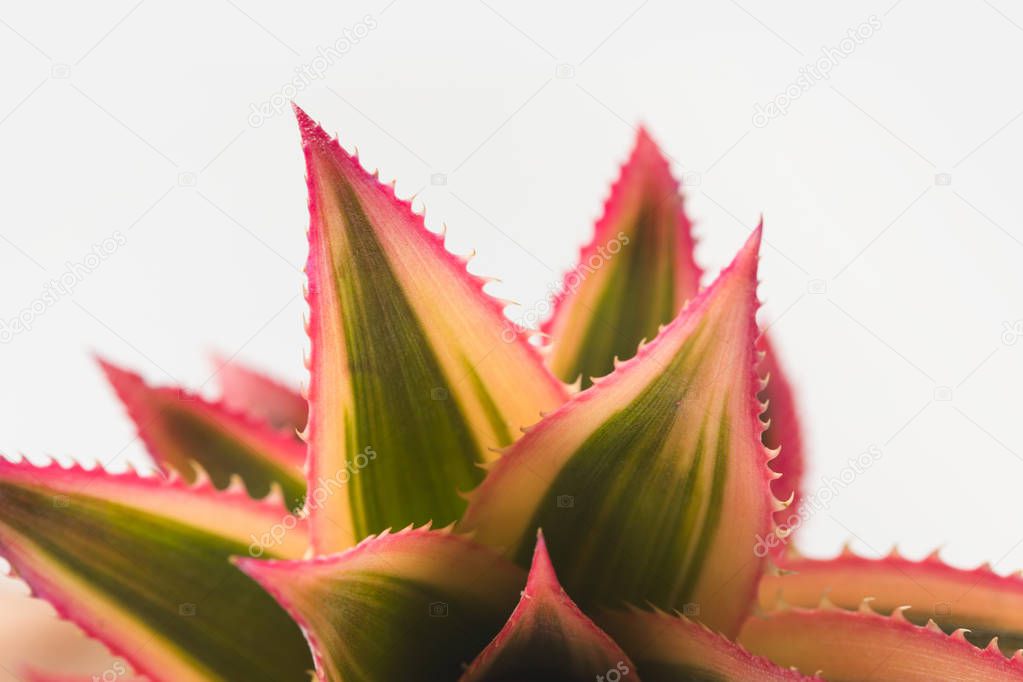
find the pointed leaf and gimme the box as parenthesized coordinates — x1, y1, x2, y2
(544, 126, 700, 389)
(739, 602, 1023, 680)
(460, 530, 636, 682)
(461, 229, 775, 636)
(235, 527, 525, 682)
(0, 456, 312, 682)
(542, 128, 805, 536)
(761, 548, 1023, 654)
(212, 353, 308, 434)
(599, 607, 814, 681)
(295, 106, 568, 552)
(100, 359, 306, 511)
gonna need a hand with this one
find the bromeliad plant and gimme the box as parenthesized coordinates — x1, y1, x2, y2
(4, 106, 1023, 682)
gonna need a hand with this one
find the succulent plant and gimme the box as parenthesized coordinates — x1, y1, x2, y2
(4, 105, 1023, 681)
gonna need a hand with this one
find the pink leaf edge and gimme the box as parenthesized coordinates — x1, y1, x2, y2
(234, 523, 489, 682)
(0, 454, 291, 682)
(293, 103, 567, 378)
(98, 357, 307, 474)
(541, 125, 701, 338)
(459, 529, 636, 681)
(209, 352, 308, 433)
(462, 226, 780, 637)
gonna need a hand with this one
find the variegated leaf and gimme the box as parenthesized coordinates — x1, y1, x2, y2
(543, 127, 805, 532)
(599, 607, 814, 681)
(295, 106, 567, 552)
(0, 456, 311, 682)
(236, 527, 525, 682)
(461, 228, 776, 636)
(100, 359, 306, 511)
(544, 126, 700, 390)
(761, 547, 1023, 654)
(460, 530, 635, 682)
(211, 353, 308, 434)
(739, 601, 1023, 681)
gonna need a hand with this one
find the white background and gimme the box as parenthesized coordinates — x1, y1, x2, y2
(2, 0, 1023, 676)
